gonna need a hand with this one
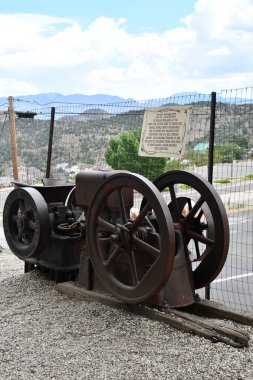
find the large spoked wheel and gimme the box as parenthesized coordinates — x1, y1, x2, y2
(87, 172, 176, 303)
(153, 170, 229, 289)
(3, 187, 50, 259)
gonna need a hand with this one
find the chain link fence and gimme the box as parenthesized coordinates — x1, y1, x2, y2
(0, 89, 252, 311)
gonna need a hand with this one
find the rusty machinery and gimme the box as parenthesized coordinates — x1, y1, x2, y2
(5, 170, 253, 347)
(3, 170, 229, 307)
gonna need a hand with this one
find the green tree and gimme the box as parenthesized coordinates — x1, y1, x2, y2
(165, 158, 189, 171)
(214, 143, 246, 163)
(105, 130, 166, 180)
(185, 150, 209, 167)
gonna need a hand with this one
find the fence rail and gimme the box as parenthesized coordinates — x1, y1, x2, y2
(0, 88, 252, 311)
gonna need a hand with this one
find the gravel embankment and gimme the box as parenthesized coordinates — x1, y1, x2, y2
(1, 250, 253, 380)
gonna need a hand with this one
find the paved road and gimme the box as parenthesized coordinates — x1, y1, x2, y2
(206, 209, 253, 310)
(196, 160, 253, 181)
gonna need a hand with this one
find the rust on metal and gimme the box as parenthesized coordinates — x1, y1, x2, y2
(86, 172, 176, 303)
(4, 169, 246, 347)
(152, 170, 230, 289)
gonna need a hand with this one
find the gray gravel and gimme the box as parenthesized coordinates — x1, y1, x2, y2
(1, 251, 253, 380)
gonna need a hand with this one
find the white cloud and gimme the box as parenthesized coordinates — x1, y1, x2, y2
(1, 0, 253, 99)
(207, 47, 231, 57)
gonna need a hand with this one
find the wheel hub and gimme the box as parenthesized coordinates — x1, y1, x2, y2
(110, 223, 131, 246)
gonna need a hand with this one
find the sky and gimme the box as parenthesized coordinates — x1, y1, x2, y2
(1, 0, 253, 100)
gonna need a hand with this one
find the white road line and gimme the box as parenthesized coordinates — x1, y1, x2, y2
(228, 217, 249, 225)
(213, 272, 253, 283)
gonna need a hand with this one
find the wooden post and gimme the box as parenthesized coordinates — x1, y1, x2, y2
(8, 96, 19, 181)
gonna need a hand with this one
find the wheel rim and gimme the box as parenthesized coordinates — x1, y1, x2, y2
(87, 172, 175, 303)
(3, 187, 50, 259)
(153, 170, 229, 289)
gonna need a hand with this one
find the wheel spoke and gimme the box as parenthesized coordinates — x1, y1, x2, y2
(18, 199, 26, 213)
(200, 222, 208, 231)
(195, 208, 204, 221)
(103, 246, 120, 269)
(184, 196, 205, 222)
(128, 249, 139, 286)
(28, 220, 36, 230)
(186, 229, 214, 246)
(97, 217, 116, 233)
(169, 184, 181, 221)
(194, 239, 201, 259)
(130, 203, 151, 232)
(132, 235, 160, 258)
(116, 188, 127, 224)
(187, 199, 193, 210)
(16, 228, 24, 241)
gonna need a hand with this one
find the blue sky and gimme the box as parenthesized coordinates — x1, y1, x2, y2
(0, 0, 196, 33)
(0, 0, 253, 99)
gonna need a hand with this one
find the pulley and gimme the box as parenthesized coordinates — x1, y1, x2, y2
(3, 187, 50, 259)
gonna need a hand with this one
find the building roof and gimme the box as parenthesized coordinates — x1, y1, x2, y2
(193, 143, 209, 151)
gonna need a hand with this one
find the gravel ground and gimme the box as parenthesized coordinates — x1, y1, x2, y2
(1, 251, 253, 380)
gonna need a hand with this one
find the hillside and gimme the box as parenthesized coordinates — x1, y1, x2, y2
(0, 101, 252, 182)
(0, 108, 144, 180)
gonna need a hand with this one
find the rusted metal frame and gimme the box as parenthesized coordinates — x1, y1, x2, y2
(205, 91, 217, 299)
(56, 282, 250, 348)
(11, 181, 74, 203)
(46, 107, 56, 179)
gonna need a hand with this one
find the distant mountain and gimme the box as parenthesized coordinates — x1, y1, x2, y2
(1, 91, 250, 112)
(0, 92, 136, 110)
(170, 91, 201, 97)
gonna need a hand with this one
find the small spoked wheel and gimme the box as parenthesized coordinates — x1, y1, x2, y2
(153, 170, 230, 289)
(3, 187, 50, 259)
(87, 172, 175, 303)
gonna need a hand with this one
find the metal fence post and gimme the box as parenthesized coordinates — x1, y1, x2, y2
(46, 107, 55, 178)
(8, 96, 19, 181)
(205, 91, 216, 299)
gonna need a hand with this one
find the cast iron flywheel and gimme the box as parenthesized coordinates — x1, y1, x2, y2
(3, 187, 50, 259)
(86, 172, 176, 303)
(152, 170, 230, 289)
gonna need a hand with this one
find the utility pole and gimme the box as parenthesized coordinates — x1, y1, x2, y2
(8, 96, 19, 180)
